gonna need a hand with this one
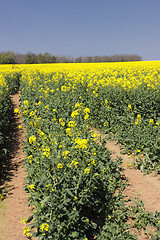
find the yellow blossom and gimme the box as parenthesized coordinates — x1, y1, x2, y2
(71, 110, 79, 119)
(59, 118, 65, 126)
(57, 163, 63, 169)
(23, 227, 31, 237)
(14, 108, 19, 115)
(0, 194, 4, 200)
(149, 118, 154, 126)
(75, 138, 88, 150)
(40, 223, 49, 232)
(71, 160, 79, 168)
(20, 218, 26, 224)
(45, 105, 49, 110)
(66, 128, 72, 136)
(29, 135, 36, 144)
(84, 167, 90, 174)
(24, 100, 29, 105)
(127, 104, 132, 111)
(68, 121, 77, 128)
(135, 114, 142, 125)
(28, 184, 34, 189)
(63, 150, 70, 157)
(84, 108, 90, 114)
(84, 114, 89, 120)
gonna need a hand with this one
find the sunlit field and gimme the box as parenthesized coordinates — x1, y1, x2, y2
(1, 61, 160, 239)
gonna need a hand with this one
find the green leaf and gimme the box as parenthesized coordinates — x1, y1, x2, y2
(71, 231, 79, 238)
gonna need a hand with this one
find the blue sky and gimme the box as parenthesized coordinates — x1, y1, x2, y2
(0, 0, 160, 60)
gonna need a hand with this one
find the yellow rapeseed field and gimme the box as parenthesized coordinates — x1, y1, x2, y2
(0, 61, 160, 90)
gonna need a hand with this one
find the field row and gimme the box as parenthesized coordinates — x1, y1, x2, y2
(0, 62, 160, 239)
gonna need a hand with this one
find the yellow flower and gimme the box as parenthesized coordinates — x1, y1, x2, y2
(23, 227, 31, 237)
(105, 99, 111, 109)
(42, 147, 51, 158)
(149, 118, 154, 126)
(71, 160, 79, 168)
(63, 150, 70, 156)
(14, 108, 19, 115)
(135, 114, 142, 125)
(30, 111, 35, 117)
(57, 163, 63, 169)
(75, 138, 88, 150)
(84, 108, 90, 114)
(29, 135, 36, 144)
(71, 110, 79, 119)
(105, 99, 109, 106)
(24, 100, 29, 105)
(59, 118, 65, 126)
(40, 223, 49, 232)
(84, 167, 90, 174)
(20, 217, 26, 224)
(28, 155, 33, 160)
(84, 114, 89, 120)
(28, 184, 34, 189)
(29, 121, 33, 126)
(92, 132, 99, 141)
(127, 104, 132, 111)
(61, 85, 68, 92)
(75, 102, 83, 108)
(68, 121, 77, 128)
(18, 125, 22, 129)
(34, 122, 39, 128)
(127, 163, 132, 167)
(38, 129, 45, 137)
(0, 194, 4, 200)
(66, 128, 72, 136)
(45, 105, 49, 110)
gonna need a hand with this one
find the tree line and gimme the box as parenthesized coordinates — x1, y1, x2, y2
(0, 51, 142, 64)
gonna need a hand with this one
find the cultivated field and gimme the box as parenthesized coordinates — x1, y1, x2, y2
(0, 61, 160, 239)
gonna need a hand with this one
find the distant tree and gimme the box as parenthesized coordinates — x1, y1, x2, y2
(43, 52, 52, 63)
(25, 52, 37, 64)
(0, 51, 16, 64)
(0, 51, 142, 64)
(86, 56, 92, 63)
(75, 56, 82, 63)
(38, 53, 46, 63)
(6, 51, 16, 63)
(52, 55, 57, 63)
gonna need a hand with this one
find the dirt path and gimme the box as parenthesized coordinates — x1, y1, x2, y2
(107, 140, 160, 212)
(0, 93, 31, 240)
(93, 129, 160, 213)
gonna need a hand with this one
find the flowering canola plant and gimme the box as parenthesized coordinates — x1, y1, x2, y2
(1, 61, 160, 239)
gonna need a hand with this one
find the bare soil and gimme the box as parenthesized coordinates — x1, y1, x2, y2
(93, 129, 160, 240)
(0, 93, 31, 240)
(0, 94, 159, 240)
(93, 129, 160, 213)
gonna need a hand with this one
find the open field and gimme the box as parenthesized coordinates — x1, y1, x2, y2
(0, 61, 160, 239)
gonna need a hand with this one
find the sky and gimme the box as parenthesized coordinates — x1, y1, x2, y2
(0, 0, 160, 61)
